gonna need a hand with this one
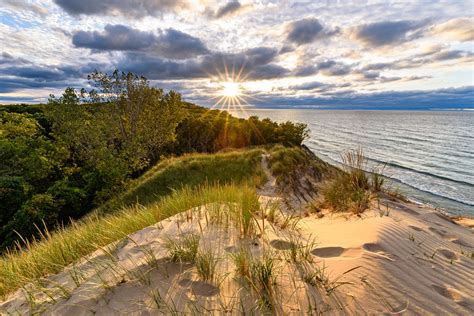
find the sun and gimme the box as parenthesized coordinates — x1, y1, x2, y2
(220, 81, 241, 97)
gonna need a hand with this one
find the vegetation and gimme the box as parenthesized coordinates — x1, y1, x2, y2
(165, 234, 200, 263)
(268, 145, 328, 186)
(0, 183, 258, 298)
(195, 249, 218, 283)
(249, 253, 278, 310)
(0, 70, 308, 252)
(321, 148, 383, 214)
(101, 148, 266, 212)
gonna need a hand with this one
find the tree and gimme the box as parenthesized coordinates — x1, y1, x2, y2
(46, 70, 184, 200)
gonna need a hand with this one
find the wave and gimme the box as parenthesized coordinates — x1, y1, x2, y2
(384, 175, 474, 207)
(365, 157, 474, 188)
(309, 148, 474, 207)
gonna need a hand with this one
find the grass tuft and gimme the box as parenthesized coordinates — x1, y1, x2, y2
(165, 234, 200, 263)
(322, 148, 380, 215)
(249, 253, 278, 310)
(195, 249, 218, 283)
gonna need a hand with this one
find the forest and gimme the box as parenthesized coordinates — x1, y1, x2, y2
(0, 70, 308, 252)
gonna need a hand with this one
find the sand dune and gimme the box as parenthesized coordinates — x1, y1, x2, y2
(1, 192, 472, 315)
(298, 197, 474, 314)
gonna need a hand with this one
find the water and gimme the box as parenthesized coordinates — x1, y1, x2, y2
(231, 109, 474, 217)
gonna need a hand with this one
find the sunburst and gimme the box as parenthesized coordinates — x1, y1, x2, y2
(207, 60, 257, 116)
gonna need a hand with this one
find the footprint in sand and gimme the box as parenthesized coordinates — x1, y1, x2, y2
(362, 243, 396, 261)
(190, 281, 219, 297)
(408, 225, 425, 232)
(451, 239, 472, 249)
(178, 279, 219, 297)
(270, 239, 292, 250)
(431, 284, 473, 309)
(432, 284, 463, 300)
(436, 248, 459, 261)
(428, 227, 456, 239)
(311, 246, 362, 258)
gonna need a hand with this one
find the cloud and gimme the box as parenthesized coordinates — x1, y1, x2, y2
(156, 29, 210, 59)
(351, 20, 425, 47)
(2, 0, 48, 16)
(431, 50, 473, 61)
(431, 18, 474, 41)
(289, 81, 337, 92)
(362, 48, 474, 71)
(214, 1, 243, 19)
(286, 18, 337, 44)
(0, 59, 107, 94)
(250, 86, 474, 110)
(0, 77, 66, 93)
(118, 46, 287, 80)
(73, 25, 209, 59)
(0, 52, 18, 65)
(53, 0, 186, 17)
(293, 60, 351, 77)
(73, 25, 156, 51)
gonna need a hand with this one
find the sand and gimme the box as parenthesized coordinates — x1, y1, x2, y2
(1, 195, 472, 315)
(1, 161, 473, 315)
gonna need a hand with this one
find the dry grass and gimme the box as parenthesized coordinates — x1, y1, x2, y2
(0, 183, 258, 299)
(322, 148, 384, 215)
(195, 249, 218, 283)
(165, 234, 200, 263)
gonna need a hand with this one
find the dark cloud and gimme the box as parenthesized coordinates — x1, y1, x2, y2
(0, 61, 107, 94)
(118, 46, 287, 80)
(362, 49, 474, 71)
(73, 25, 209, 59)
(73, 25, 156, 51)
(156, 29, 210, 59)
(215, 1, 242, 19)
(0, 52, 14, 65)
(352, 20, 425, 47)
(286, 18, 337, 44)
(293, 60, 351, 77)
(54, 0, 186, 17)
(250, 86, 474, 110)
(290, 81, 336, 91)
(2, 66, 71, 81)
(431, 50, 473, 61)
(0, 52, 28, 65)
(0, 77, 66, 93)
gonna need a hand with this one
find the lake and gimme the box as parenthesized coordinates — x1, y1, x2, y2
(231, 109, 474, 217)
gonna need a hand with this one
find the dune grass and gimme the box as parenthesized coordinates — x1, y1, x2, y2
(195, 249, 218, 283)
(267, 145, 329, 185)
(165, 234, 200, 263)
(0, 184, 259, 298)
(322, 148, 384, 214)
(99, 148, 266, 213)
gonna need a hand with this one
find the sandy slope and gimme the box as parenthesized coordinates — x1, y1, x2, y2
(1, 155, 473, 315)
(299, 196, 474, 314)
(1, 193, 472, 315)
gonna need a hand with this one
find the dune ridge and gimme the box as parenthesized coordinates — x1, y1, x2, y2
(0, 150, 473, 315)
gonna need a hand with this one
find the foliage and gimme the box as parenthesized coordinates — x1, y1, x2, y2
(171, 103, 309, 154)
(0, 69, 309, 252)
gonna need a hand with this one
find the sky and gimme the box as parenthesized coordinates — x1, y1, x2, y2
(0, 0, 473, 109)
